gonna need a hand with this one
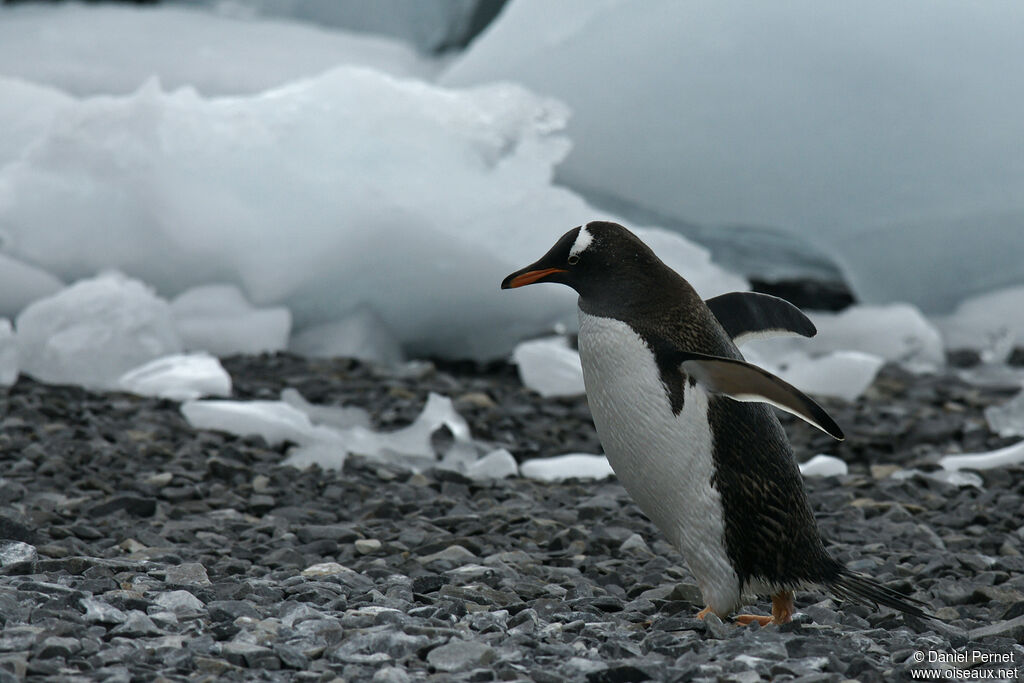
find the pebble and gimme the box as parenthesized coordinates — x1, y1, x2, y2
(0, 354, 1017, 681)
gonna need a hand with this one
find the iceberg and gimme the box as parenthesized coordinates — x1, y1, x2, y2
(0, 67, 740, 360)
(444, 0, 1024, 315)
(289, 307, 404, 365)
(0, 319, 17, 387)
(0, 3, 432, 97)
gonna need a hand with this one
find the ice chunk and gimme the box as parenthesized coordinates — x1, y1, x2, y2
(0, 65, 740, 361)
(15, 272, 182, 390)
(343, 393, 476, 463)
(280, 388, 370, 431)
(512, 336, 584, 398)
(118, 353, 231, 401)
(939, 440, 1024, 472)
(181, 399, 340, 447)
(282, 441, 349, 472)
(766, 350, 884, 402)
(0, 253, 64, 319)
(171, 284, 290, 356)
(935, 285, 1024, 362)
(0, 319, 17, 387)
(890, 468, 983, 489)
(745, 303, 944, 372)
(464, 448, 518, 481)
(798, 454, 848, 477)
(985, 391, 1024, 439)
(519, 453, 614, 482)
(0, 3, 431, 97)
(444, 0, 1024, 314)
(289, 307, 404, 365)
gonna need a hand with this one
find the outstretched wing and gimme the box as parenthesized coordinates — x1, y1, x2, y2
(673, 349, 844, 440)
(705, 292, 816, 345)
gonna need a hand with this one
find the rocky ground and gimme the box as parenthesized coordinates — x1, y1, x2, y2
(0, 353, 1023, 682)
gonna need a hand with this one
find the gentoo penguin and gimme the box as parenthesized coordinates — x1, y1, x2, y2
(501, 221, 931, 625)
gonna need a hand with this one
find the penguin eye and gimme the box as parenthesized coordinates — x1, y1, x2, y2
(567, 255, 580, 265)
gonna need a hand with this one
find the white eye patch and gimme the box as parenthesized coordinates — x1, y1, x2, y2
(569, 225, 593, 258)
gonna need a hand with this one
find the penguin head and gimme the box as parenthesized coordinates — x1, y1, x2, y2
(501, 221, 662, 300)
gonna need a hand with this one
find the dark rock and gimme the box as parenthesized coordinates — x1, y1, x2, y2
(87, 495, 157, 518)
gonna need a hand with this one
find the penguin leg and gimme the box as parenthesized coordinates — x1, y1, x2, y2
(695, 606, 713, 619)
(733, 590, 795, 626)
(771, 590, 795, 624)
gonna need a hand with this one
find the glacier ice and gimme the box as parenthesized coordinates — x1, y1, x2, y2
(890, 468, 983, 489)
(512, 336, 585, 398)
(0, 3, 431, 97)
(519, 454, 614, 482)
(171, 284, 291, 356)
(0, 320, 17, 387)
(289, 307, 404, 365)
(939, 440, 1024, 472)
(798, 455, 848, 478)
(444, 0, 1024, 314)
(118, 353, 232, 402)
(0, 65, 741, 360)
(15, 272, 182, 390)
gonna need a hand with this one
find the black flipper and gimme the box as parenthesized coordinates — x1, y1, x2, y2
(706, 291, 816, 345)
(673, 349, 845, 440)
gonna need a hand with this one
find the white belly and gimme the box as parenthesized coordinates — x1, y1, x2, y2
(577, 308, 740, 615)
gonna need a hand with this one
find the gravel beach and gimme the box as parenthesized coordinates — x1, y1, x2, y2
(1, 353, 1022, 681)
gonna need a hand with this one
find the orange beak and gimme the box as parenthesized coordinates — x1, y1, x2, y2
(501, 267, 568, 289)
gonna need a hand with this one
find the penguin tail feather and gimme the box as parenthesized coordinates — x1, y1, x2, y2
(827, 567, 938, 621)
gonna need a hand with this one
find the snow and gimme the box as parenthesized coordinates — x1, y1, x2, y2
(798, 455, 848, 478)
(935, 286, 1024, 363)
(519, 454, 614, 482)
(171, 284, 291, 356)
(985, 391, 1024, 439)
(443, 0, 1024, 314)
(512, 336, 585, 398)
(0, 320, 17, 387)
(289, 307, 404, 365)
(0, 4, 432, 97)
(940, 440, 1024, 472)
(0, 63, 740, 360)
(15, 272, 182, 390)
(118, 353, 232, 402)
